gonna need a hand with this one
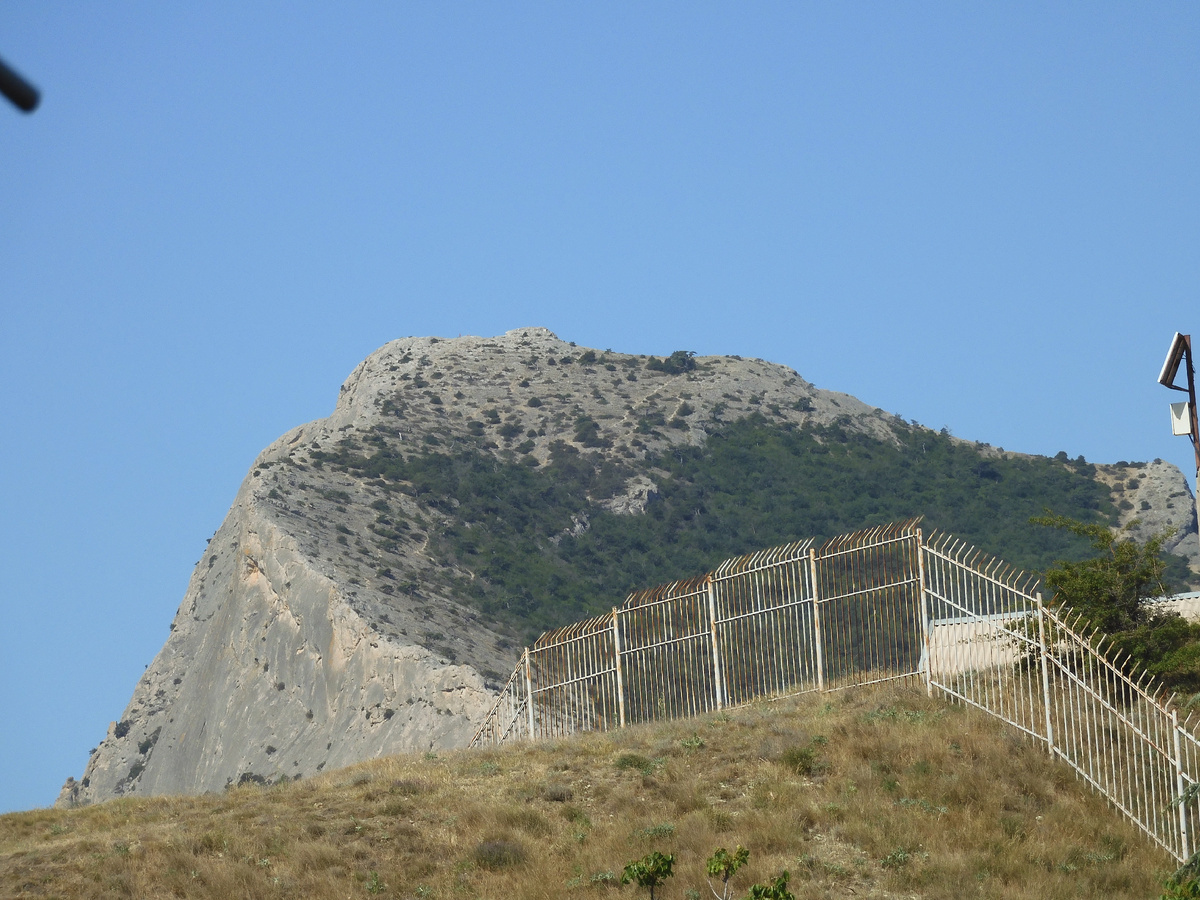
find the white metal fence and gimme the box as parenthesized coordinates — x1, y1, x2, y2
(469, 520, 1200, 864)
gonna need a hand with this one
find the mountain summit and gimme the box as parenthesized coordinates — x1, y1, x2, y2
(58, 328, 1199, 806)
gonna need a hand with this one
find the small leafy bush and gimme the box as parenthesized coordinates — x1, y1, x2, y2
(615, 753, 653, 772)
(636, 822, 675, 840)
(615, 753, 667, 777)
(779, 744, 820, 776)
(706, 845, 749, 900)
(745, 871, 795, 900)
(562, 805, 591, 826)
(621, 851, 674, 900)
(1162, 855, 1200, 899)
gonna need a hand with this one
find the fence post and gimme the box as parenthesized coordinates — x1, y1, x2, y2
(1035, 593, 1054, 755)
(706, 577, 726, 710)
(523, 647, 536, 739)
(915, 528, 933, 698)
(612, 608, 627, 728)
(1174, 709, 1190, 861)
(809, 547, 825, 691)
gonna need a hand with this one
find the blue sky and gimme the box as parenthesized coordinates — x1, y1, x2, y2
(2, 3, 1198, 813)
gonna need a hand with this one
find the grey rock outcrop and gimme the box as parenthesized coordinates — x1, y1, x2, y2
(601, 474, 659, 516)
(1097, 458, 1200, 570)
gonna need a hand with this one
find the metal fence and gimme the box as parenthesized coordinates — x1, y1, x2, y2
(469, 520, 1200, 865)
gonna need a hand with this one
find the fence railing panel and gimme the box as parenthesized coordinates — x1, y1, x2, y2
(1179, 728, 1200, 859)
(472, 661, 530, 745)
(922, 535, 1044, 740)
(816, 528, 923, 686)
(713, 544, 816, 706)
(468, 519, 1200, 867)
(1040, 608, 1187, 860)
(527, 613, 619, 740)
(620, 579, 715, 725)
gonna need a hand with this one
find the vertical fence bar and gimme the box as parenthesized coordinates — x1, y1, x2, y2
(1175, 709, 1190, 860)
(1035, 592, 1054, 754)
(916, 528, 933, 698)
(706, 577, 725, 710)
(809, 547, 825, 691)
(609, 609, 628, 729)
(523, 648, 536, 738)
(612, 608, 626, 728)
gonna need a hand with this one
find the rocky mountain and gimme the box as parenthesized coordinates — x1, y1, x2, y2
(57, 327, 1199, 807)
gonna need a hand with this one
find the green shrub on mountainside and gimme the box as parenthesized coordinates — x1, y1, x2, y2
(1035, 513, 1200, 695)
(645, 349, 697, 374)
(315, 414, 1150, 642)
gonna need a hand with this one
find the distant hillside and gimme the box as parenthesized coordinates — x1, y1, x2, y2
(17, 683, 1168, 899)
(315, 413, 1188, 641)
(58, 328, 1200, 807)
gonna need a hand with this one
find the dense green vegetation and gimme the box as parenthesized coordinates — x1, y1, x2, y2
(317, 415, 1135, 641)
(1035, 513, 1200, 695)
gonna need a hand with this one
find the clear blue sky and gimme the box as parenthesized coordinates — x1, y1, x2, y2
(2, 3, 1197, 813)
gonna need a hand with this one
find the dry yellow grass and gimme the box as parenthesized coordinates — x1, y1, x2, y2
(1, 682, 1171, 899)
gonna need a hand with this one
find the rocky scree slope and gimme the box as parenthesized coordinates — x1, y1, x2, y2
(58, 327, 1199, 806)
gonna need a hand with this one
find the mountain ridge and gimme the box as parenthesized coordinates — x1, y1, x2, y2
(58, 327, 1200, 807)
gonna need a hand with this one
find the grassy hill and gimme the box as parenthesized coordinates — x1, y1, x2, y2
(6, 682, 1168, 899)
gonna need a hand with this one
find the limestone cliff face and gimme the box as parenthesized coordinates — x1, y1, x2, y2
(58, 472, 492, 805)
(58, 327, 1200, 806)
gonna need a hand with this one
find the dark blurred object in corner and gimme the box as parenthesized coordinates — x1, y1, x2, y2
(0, 54, 40, 113)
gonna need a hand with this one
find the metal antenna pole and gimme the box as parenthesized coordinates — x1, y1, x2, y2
(1157, 333, 1200, 558)
(1187, 337, 1200, 558)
